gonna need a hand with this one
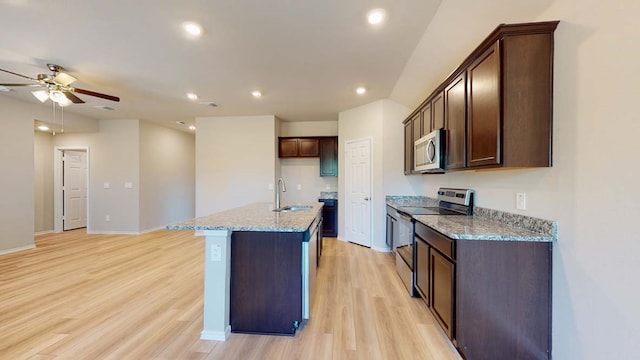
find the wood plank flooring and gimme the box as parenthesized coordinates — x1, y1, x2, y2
(0, 229, 461, 359)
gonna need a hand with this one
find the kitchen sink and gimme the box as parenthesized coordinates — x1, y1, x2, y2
(272, 205, 313, 212)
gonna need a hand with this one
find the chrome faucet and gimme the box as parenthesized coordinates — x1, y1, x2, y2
(275, 178, 287, 209)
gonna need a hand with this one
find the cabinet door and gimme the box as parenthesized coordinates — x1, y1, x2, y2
(431, 250, 455, 339)
(432, 91, 445, 131)
(411, 112, 422, 144)
(299, 138, 319, 157)
(467, 42, 501, 167)
(319, 138, 338, 177)
(404, 121, 413, 174)
(320, 200, 337, 237)
(444, 73, 467, 170)
(279, 138, 299, 157)
(415, 237, 430, 305)
(421, 102, 432, 134)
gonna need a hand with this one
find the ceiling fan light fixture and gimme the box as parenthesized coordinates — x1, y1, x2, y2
(32, 90, 49, 103)
(37, 125, 50, 131)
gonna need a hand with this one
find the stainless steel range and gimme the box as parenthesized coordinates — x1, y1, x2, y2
(394, 188, 474, 295)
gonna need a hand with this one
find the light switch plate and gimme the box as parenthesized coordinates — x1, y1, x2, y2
(104, 182, 110, 189)
(124, 182, 133, 189)
(211, 244, 222, 262)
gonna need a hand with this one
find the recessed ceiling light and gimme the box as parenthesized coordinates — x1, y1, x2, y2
(94, 105, 116, 111)
(37, 125, 49, 131)
(367, 8, 386, 25)
(356, 87, 367, 95)
(251, 90, 262, 98)
(183, 22, 203, 37)
(187, 92, 198, 101)
(188, 125, 196, 131)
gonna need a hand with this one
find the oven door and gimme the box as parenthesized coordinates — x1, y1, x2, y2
(414, 129, 444, 172)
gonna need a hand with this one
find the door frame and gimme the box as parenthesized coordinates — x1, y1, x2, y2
(54, 146, 90, 233)
(344, 137, 373, 247)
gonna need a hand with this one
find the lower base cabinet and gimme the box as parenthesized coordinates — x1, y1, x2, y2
(414, 221, 552, 360)
(319, 199, 337, 237)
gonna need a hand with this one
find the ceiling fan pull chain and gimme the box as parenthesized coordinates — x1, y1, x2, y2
(61, 104, 64, 133)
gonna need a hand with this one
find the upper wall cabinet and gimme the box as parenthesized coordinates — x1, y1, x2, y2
(319, 137, 338, 177)
(403, 21, 559, 173)
(279, 137, 319, 157)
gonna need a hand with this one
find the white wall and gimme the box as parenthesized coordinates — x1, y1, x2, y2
(279, 121, 338, 137)
(195, 115, 276, 216)
(34, 131, 54, 233)
(139, 121, 195, 231)
(390, 0, 640, 358)
(0, 96, 98, 253)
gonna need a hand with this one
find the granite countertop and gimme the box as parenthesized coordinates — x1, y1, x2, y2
(167, 202, 323, 232)
(386, 195, 556, 243)
(414, 215, 554, 242)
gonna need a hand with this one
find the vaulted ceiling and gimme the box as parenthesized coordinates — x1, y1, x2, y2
(0, 0, 440, 130)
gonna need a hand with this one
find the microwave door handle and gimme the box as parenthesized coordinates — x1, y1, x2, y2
(427, 139, 436, 164)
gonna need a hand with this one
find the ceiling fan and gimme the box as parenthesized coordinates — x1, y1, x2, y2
(0, 63, 120, 106)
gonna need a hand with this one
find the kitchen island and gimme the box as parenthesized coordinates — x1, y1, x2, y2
(167, 202, 323, 340)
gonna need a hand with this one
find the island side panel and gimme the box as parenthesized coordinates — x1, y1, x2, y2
(200, 229, 232, 341)
(230, 231, 304, 335)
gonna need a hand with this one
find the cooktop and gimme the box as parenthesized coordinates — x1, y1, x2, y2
(398, 206, 464, 216)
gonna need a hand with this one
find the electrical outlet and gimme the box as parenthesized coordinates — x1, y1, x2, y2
(268, 183, 274, 190)
(211, 244, 222, 262)
(297, 184, 302, 190)
(516, 193, 527, 210)
(104, 182, 110, 189)
(105, 214, 111, 221)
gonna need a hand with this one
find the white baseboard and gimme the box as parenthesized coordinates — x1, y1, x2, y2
(371, 244, 392, 253)
(87, 230, 141, 235)
(201, 326, 231, 341)
(88, 225, 173, 236)
(0, 244, 36, 256)
(34, 230, 54, 236)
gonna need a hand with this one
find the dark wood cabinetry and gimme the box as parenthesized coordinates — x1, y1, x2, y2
(413, 220, 552, 360)
(319, 199, 337, 237)
(278, 137, 319, 157)
(432, 91, 445, 131)
(430, 249, 455, 339)
(230, 231, 303, 335)
(444, 73, 467, 170)
(279, 136, 338, 177)
(404, 121, 413, 174)
(467, 43, 500, 167)
(319, 137, 338, 177)
(402, 21, 558, 174)
(411, 112, 423, 144)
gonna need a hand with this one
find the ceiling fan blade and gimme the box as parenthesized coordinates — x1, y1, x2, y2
(0, 68, 38, 82)
(0, 83, 43, 87)
(73, 87, 120, 102)
(53, 72, 76, 86)
(63, 90, 85, 104)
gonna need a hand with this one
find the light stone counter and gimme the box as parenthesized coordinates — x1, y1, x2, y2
(414, 215, 554, 242)
(167, 202, 324, 233)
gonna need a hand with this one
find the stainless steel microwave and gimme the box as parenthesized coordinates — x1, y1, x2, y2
(414, 129, 444, 172)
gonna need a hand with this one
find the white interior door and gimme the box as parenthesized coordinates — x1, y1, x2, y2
(345, 138, 372, 247)
(63, 150, 87, 230)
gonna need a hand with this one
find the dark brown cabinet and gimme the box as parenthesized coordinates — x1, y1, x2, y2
(430, 250, 455, 339)
(319, 137, 338, 177)
(467, 43, 500, 167)
(413, 220, 552, 360)
(278, 137, 319, 158)
(319, 199, 337, 237)
(414, 237, 430, 306)
(432, 91, 445, 131)
(444, 73, 467, 170)
(402, 21, 558, 174)
(404, 121, 413, 174)
(411, 112, 423, 145)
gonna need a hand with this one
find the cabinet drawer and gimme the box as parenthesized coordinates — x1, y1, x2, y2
(415, 221, 454, 260)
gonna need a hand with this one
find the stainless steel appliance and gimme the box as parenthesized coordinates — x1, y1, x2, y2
(414, 129, 444, 173)
(394, 188, 474, 296)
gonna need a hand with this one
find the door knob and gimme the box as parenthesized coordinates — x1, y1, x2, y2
(364, 197, 370, 201)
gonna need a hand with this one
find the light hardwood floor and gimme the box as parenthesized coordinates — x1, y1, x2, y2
(0, 229, 461, 360)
